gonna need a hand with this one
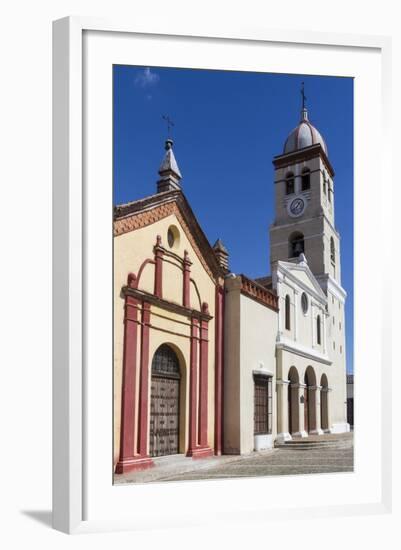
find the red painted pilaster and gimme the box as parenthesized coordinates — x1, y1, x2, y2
(197, 303, 212, 454)
(115, 286, 153, 474)
(214, 285, 224, 455)
(154, 235, 164, 298)
(115, 276, 140, 474)
(137, 302, 153, 465)
(186, 317, 199, 456)
(183, 250, 191, 308)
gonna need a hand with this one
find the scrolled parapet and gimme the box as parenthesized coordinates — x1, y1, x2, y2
(240, 274, 279, 311)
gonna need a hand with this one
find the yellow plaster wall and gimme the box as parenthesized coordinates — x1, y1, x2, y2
(113, 212, 217, 463)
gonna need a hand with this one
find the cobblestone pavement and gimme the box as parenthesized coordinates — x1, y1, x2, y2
(114, 432, 353, 485)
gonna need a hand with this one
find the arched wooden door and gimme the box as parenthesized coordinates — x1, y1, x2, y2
(149, 345, 181, 457)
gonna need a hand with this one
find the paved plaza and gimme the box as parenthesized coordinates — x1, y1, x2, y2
(114, 432, 353, 485)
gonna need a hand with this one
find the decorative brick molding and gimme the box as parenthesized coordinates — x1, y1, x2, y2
(114, 193, 223, 282)
(240, 274, 279, 311)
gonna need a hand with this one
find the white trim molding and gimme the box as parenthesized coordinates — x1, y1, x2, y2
(276, 336, 333, 365)
(315, 273, 347, 303)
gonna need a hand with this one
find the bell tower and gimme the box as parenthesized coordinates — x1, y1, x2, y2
(269, 97, 341, 286)
(269, 88, 349, 434)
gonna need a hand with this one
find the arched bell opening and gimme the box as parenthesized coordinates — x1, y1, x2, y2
(289, 231, 305, 259)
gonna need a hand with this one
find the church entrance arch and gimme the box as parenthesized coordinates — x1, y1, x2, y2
(320, 374, 329, 431)
(288, 367, 300, 435)
(304, 367, 317, 433)
(149, 344, 182, 457)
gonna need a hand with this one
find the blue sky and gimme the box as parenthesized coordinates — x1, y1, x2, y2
(113, 66, 354, 373)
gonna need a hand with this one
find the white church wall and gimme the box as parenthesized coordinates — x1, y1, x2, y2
(278, 273, 326, 353)
(223, 276, 278, 454)
(239, 293, 278, 454)
(326, 290, 349, 432)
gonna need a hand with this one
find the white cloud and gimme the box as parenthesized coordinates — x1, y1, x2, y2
(135, 67, 160, 88)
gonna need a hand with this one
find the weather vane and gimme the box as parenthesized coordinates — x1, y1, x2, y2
(162, 114, 175, 139)
(301, 82, 307, 110)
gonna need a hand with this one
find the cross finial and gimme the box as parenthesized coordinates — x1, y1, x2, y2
(162, 114, 175, 139)
(301, 82, 307, 110)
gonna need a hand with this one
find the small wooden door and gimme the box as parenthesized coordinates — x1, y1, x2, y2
(149, 345, 181, 458)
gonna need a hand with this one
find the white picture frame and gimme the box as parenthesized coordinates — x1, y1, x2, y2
(52, 16, 392, 534)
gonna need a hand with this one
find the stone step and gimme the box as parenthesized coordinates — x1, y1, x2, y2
(275, 444, 348, 450)
(285, 440, 343, 446)
(275, 439, 348, 449)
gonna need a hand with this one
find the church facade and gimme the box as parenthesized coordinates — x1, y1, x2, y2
(113, 102, 349, 475)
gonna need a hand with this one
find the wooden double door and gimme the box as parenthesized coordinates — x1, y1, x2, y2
(149, 345, 181, 458)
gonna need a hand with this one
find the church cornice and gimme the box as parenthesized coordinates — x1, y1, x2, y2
(273, 143, 335, 178)
(315, 274, 347, 302)
(270, 213, 340, 241)
(276, 337, 332, 365)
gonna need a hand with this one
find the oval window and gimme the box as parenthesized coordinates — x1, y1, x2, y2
(167, 225, 180, 249)
(301, 292, 309, 314)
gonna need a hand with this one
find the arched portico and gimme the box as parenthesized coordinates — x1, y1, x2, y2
(288, 367, 300, 435)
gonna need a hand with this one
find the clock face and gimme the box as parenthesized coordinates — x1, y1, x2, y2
(288, 196, 306, 217)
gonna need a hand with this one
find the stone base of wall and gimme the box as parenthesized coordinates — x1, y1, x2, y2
(275, 432, 292, 444)
(254, 434, 274, 451)
(331, 422, 350, 433)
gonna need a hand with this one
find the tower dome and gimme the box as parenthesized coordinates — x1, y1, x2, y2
(283, 107, 328, 155)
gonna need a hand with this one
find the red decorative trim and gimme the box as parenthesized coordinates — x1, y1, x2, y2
(186, 317, 199, 456)
(127, 272, 137, 288)
(115, 293, 140, 474)
(115, 456, 154, 474)
(136, 258, 155, 289)
(187, 446, 213, 459)
(154, 235, 164, 298)
(183, 250, 191, 308)
(124, 286, 212, 321)
(214, 285, 224, 455)
(240, 274, 279, 311)
(198, 303, 210, 449)
(137, 302, 153, 462)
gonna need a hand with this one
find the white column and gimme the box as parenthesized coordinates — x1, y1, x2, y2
(327, 388, 333, 433)
(323, 312, 327, 354)
(311, 385, 323, 435)
(298, 383, 308, 437)
(276, 380, 292, 443)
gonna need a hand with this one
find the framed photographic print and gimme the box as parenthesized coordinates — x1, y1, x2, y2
(52, 17, 392, 534)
